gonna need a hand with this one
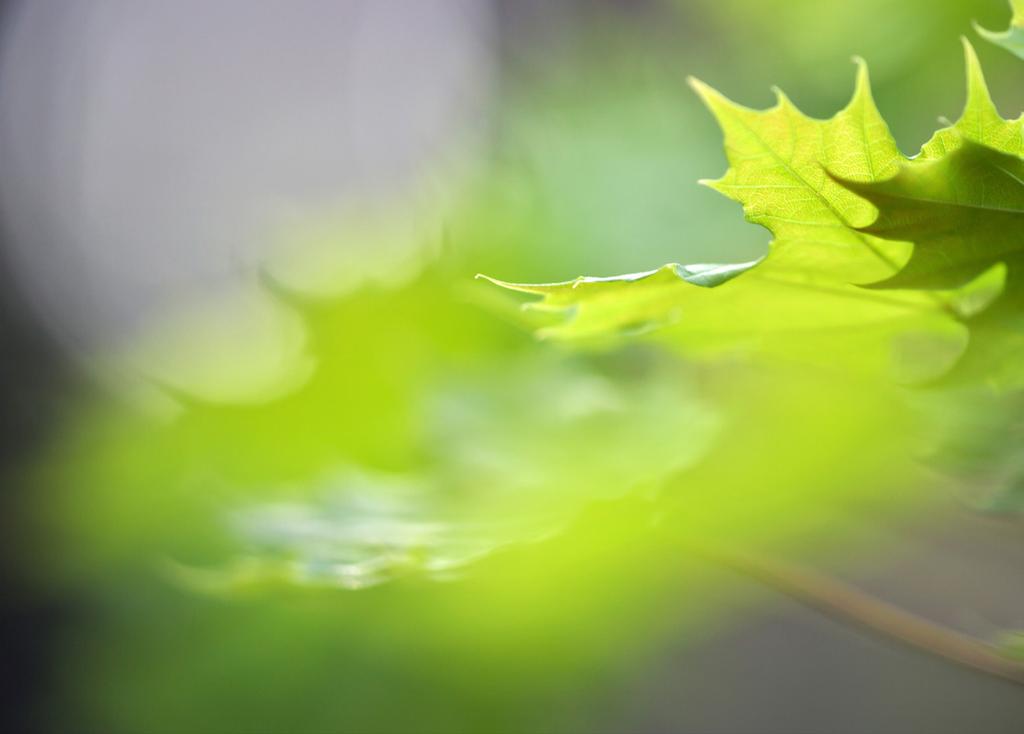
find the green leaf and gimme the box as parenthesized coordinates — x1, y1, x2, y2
(482, 60, 963, 377)
(828, 44, 1024, 388)
(918, 40, 1024, 160)
(475, 261, 761, 340)
(836, 142, 1024, 388)
(823, 41, 1024, 389)
(976, 0, 1024, 61)
(837, 142, 1024, 292)
(180, 354, 720, 591)
(687, 58, 906, 285)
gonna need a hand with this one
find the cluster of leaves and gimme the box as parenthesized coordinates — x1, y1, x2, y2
(485, 8, 1024, 540)
(33, 4, 1024, 732)
(487, 36, 1024, 390)
(33, 50, 944, 734)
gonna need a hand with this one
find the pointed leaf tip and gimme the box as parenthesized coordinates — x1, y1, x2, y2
(688, 76, 751, 115)
(962, 35, 982, 67)
(769, 85, 795, 110)
(687, 76, 719, 106)
(685, 75, 706, 93)
(845, 56, 877, 112)
(851, 56, 870, 88)
(973, 19, 1001, 43)
(961, 36, 994, 106)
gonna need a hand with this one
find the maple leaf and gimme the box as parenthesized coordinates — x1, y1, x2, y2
(837, 142, 1024, 293)
(835, 147, 1024, 389)
(828, 42, 1024, 387)
(916, 40, 1023, 161)
(482, 60, 964, 378)
(687, 59, 904, 285)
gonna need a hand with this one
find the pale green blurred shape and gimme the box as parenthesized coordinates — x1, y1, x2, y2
(37, 236, 936, 734)
(976, 0, 1024, 60)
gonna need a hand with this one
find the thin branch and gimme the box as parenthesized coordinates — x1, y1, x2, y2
(695, 544, 1024, 686)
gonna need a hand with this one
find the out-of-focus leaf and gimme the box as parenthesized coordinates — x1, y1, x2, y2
(178, 354, 719, 591)
(976, 0, 1024, 60)
(910, 384, 1024, 513)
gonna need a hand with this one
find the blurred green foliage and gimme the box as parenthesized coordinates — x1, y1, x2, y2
(26, 1, 1024, 732)
(976, 0, 1024, 60)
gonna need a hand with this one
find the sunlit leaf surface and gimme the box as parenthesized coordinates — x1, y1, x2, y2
(482, 60, 973, 381)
